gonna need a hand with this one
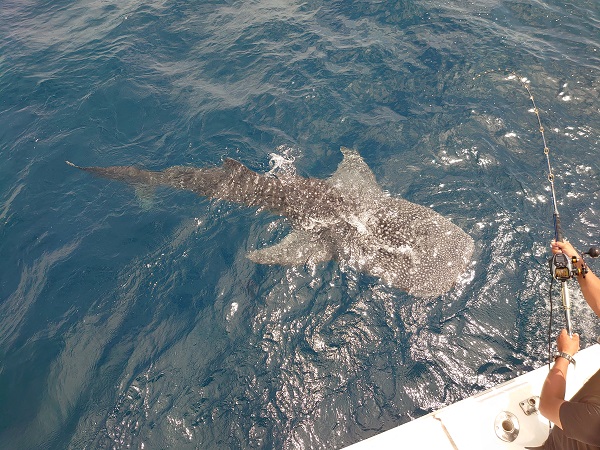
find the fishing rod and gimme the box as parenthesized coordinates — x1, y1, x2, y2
(478, 70, 600, 338)
(513, 73, 600, 337)
(525, 78, 577, 338)
(522, 77, 600, 337)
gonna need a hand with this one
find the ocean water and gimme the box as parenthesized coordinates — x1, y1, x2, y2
(1, 0, 599, 448)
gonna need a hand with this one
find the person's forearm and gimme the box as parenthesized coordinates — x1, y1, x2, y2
(577, 268, 600, 317)
(539, 358, 570, 428)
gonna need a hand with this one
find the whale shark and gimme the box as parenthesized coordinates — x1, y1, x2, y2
(67, 147, 474, 297)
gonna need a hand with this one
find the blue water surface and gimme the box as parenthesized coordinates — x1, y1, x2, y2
(1, 0, 599, 448)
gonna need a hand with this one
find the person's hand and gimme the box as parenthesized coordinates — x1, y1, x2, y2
(556, 329, 580, 356)
(551, 240, 580, 260)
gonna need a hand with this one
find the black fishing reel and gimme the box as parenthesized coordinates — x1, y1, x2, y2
(551, 253, 577, 281)
(550, 246, 600, 281)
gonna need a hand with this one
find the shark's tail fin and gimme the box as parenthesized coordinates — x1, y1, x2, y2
(66, 159, 288, 212)
(66, 161, 166, 185)
(67, 161, 161, 208)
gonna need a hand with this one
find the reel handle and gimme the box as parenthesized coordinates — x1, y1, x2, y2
(584, 246, 600, 258)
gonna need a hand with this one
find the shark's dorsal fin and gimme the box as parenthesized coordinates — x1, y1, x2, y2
(223, 158, 250, 174)
(327, 147, 383, 197)
(247, 230, 333, 265)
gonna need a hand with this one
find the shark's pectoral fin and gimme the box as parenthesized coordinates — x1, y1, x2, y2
(133, 185, 156, 210)
(247, 230, 333, 265)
